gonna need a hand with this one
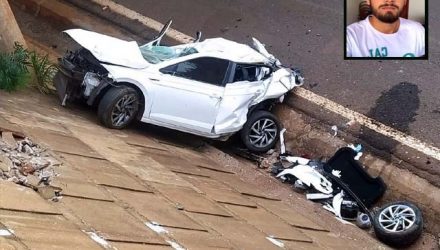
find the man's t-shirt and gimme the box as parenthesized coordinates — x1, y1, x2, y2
(346, 16, 425, 57)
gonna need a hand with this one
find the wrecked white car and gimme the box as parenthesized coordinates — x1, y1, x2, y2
(54, 21, 303, 152)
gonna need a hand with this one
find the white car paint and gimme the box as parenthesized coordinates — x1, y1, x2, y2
(276, 165, 333, 194)
(64, 29, 150, 69)
(65, 29, 303, 139)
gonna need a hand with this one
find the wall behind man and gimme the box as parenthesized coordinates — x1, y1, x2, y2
(346, 0, 363, 25)
(346, 0, 425, 26)
(408, 0, 425, 25)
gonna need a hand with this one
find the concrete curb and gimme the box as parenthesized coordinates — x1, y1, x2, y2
(13, 0, 440, 235)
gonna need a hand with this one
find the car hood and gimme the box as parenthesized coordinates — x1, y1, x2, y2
(64, 29, 150, 69)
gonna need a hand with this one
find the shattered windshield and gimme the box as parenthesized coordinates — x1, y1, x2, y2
(139, 45, 198, 64)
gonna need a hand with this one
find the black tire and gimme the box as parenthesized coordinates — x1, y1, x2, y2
(373, 201, 423, 247)
(97, 86, 140, 129)
(240, 111, 281, 153)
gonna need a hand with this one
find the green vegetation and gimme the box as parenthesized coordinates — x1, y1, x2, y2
(0, 42, 58, 93)
(29, 51, 58, 94)
(0, 43, 30, 92)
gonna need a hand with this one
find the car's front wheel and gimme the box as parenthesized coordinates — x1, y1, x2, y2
(241, 111, 280, 153)
(373, 201, 423, 247)
(98, 86, 140, 129)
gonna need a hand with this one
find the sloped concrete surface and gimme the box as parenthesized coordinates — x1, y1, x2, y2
(0, 89, 391, 249)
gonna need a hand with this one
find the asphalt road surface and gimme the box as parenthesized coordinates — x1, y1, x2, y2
(116, 0, 440, 147)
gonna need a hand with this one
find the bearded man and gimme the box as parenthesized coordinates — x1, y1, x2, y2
(346, 0, 425, 57)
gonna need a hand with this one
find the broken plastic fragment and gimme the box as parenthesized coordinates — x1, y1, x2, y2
(347, 144, 362, 153)
(266, 236, 285, 248)
(277, 165, 333, 194)
(284, 156, 310, 165)
(279, 128, 286, 155)
(306, 193, 333, 200)
(331, 170, 341, 178)
(354, 152, 363, 161)
(0, 229, 13, 236)
(293, 179, 307, 190)
(323, 204, 335, 214)
(166, 240, 186, 250)
(331, 125, 338, 137)
(347, 144, 363, 160)
(85, 231, 110, 248)
(332, 191, 344, 218)
(145, 221, 168, 234)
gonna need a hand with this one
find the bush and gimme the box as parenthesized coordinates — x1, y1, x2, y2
(0, 43, 58, 94)
(0, 43, 30, 92)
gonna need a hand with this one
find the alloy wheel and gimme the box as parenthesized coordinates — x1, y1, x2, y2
(249, 118, 277, 148)
(111, 93, 137, 127)
(378, 204, 416, 232)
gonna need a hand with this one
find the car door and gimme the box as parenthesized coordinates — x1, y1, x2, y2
(149, 57, 230, 134)
(214, 64, 271, 134)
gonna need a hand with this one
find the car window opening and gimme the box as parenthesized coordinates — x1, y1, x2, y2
(160, 57, 230, 86)
(139, 45, 198, 64)
(233, 65, 271, 82)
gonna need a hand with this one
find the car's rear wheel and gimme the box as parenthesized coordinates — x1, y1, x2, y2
(98, 86, 140, 129)
(241, 111, 280, 153)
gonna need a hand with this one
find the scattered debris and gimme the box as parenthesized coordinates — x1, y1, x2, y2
(277, 164, 333, 194)
(0, 134, 59, 191)
(2, 132, 17, 148)
(271, 138, 423, 247)
(331, 125, 338, 137)
(356, 213, 371, 229)
(37, 185, 62, 200)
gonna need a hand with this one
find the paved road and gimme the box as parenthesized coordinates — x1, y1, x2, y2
(116, 0, 440, 148)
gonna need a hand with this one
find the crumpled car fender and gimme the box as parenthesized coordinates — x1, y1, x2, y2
(100, 64, 152, 117)
(261, 68, 299, 101)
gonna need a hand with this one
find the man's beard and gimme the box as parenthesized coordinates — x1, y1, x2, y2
(372, 5, 401, 23)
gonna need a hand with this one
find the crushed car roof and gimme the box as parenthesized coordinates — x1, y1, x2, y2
(65, 29, 272, 68)
(190, 38, 269, 64)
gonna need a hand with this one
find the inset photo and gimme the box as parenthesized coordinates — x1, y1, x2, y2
(345, 0, 427, 59)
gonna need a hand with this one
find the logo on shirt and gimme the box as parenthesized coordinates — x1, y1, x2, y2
(369, 47, 416, 57)
(369, 47, 388, 57)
